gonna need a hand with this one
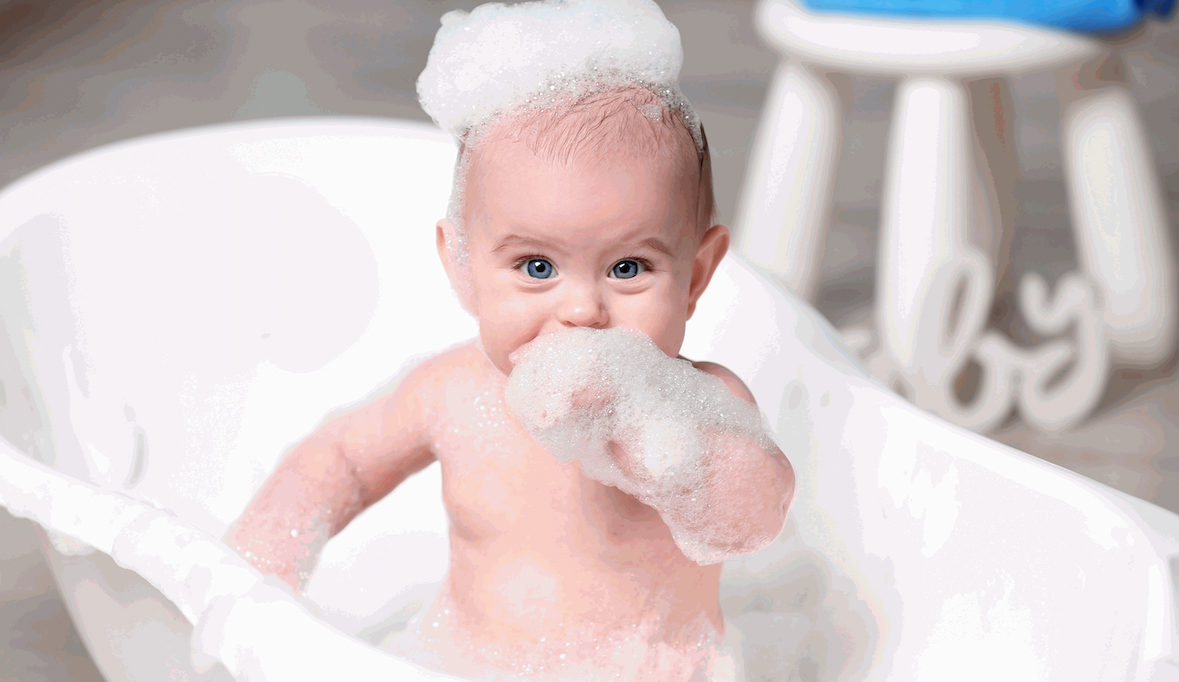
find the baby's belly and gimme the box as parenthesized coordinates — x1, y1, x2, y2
(387, 582, 729, 682)
(384, 535, 726, 681)
(455, 535, 719, 631)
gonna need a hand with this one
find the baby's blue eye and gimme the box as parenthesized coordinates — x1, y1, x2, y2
(524, 258, 554, 279)
(611, 259, 645, 279)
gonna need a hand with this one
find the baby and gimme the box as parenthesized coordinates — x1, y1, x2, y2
(225, 1, 795, 680)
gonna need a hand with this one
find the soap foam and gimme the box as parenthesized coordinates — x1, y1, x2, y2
(504, 327, 775, 565)
(417, 0, 701, 151)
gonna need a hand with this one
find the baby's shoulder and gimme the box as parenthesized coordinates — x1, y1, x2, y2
(311, 341, 489, 460)
(401, 340, 496, 396)
(685, 359, 756, 405)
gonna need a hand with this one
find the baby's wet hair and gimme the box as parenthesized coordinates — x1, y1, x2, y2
(451, 84, 717, 243)
(520, 86, 715, 237)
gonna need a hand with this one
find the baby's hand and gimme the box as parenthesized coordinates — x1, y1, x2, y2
(505, 327, 707, 490)
(508, 328, 787, 566)
(505, 328, 621, 463)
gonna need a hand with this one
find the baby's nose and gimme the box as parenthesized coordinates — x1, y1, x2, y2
(558, 282, 608, 328)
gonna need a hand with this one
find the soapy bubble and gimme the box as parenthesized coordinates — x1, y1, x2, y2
(417, 0, 701, 151)
(504, 327, 776, 563)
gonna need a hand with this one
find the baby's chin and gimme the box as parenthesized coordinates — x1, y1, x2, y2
(492, 355, 514, 377)
(473, 337, 513, 376)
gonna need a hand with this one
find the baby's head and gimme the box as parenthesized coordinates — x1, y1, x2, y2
(419, 0, 728, 375)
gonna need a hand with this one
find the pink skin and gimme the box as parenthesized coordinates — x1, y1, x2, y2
(437, 128, 727, 378)
(437, 123, 795, 595)
(226, 120, 795, 680)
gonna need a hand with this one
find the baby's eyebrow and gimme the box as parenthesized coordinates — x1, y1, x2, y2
(492, 234, 674, 257)
(637, 237, 674, 258)
(491, 234, 553, 254)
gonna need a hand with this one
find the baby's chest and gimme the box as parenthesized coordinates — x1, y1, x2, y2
(431, 388, 587, 535)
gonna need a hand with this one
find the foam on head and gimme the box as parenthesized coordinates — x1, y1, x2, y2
(418, 0, 700, 151)
(417, 0, 714, 310)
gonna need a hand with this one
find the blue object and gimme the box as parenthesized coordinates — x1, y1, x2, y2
(799, 0, 1174, 33)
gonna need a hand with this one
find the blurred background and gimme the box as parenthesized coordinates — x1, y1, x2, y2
(0, 0, 1175, 679)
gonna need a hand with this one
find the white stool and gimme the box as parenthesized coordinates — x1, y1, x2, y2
(734, 0, 1177, 434)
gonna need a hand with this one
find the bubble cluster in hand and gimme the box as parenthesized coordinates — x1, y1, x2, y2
(505, 327, 774, 562)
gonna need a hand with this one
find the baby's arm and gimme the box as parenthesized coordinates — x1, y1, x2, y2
(505, 328, 794, 565)
(224, 358, 439, 592)
(650, 361, 795, 564)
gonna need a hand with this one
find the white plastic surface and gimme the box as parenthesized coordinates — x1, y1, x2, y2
(756, 0, 1099, 76)
(732, 61, 838, 303)
(1063, 86, 1178, 365)
(872, 76, 997, 428)
(1, 118, 1177, 681)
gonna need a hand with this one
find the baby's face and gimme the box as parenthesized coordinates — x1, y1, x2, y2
(439, 132, 728, 376)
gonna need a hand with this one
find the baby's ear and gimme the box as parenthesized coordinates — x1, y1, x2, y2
(436, 219, 478, 315)
(687, 224, 730, 320)
(436, 220, 456, 278)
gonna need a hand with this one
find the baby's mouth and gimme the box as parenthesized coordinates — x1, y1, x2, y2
(508, 329, 588, 368)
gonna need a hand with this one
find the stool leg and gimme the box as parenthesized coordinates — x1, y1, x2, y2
(876, 76, 994, 414)
(732, 60, 839, 303)
(1061, 86, 1177, 366)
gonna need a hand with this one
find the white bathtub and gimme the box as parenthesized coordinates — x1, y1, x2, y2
(1, 118, 1177, 682)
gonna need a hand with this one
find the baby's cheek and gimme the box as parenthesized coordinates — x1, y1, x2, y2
(651, 324, 687, 361)
(475, 332, 509, 375)
(475, 318, 512, 366)
(637, 299, 688, 358)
